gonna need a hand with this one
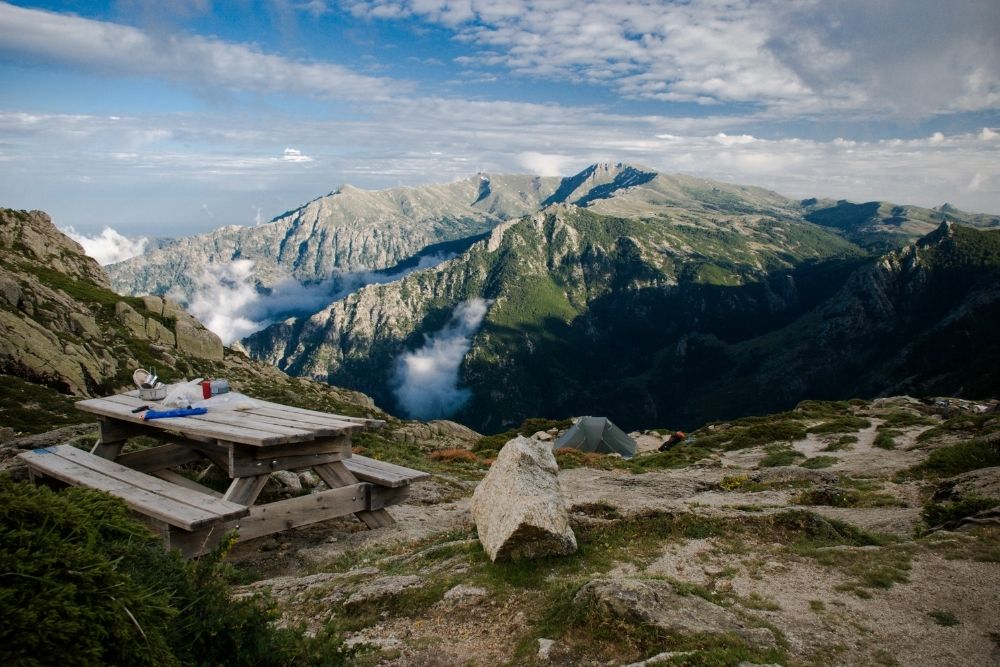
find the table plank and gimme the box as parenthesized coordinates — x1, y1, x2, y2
(250, 407, 364, 434)
(97, 393, 355, 441)
(20, 446, 247, 530)
(51, 445, 247, 519)
(76, 396, 312, 446)
(344, 455, 431, 487)
(250, 399, 377, 429)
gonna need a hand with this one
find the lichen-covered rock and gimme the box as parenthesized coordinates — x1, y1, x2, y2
(175, 320, 223, 360)
(574, 577, 775, 649)
(115, 301, 148, 339)
(343, 575, 424, 610)
(144, 317, 176, 346)
(471, 435, 577, 562)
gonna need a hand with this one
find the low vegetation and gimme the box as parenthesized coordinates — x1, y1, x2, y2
(901, 438, 1000, 479)
(0, 478, 348, 667)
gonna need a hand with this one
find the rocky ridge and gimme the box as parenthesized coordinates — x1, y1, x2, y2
(107, 172, 564, 296)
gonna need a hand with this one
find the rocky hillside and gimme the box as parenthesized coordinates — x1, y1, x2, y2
(224, 396, 1000, 667)
(803, 199, 1000, 251)
(0, 208, 383, 437)
(245, 194, 1000, 432)
(106, 173, 564, 296)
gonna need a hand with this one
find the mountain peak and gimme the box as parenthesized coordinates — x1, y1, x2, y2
(542, 162, 658, 208)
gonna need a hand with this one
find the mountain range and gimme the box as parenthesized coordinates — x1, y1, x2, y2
(107, 163, 1000, 432)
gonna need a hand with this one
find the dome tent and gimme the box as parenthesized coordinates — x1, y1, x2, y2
(553, 416, 637, 459)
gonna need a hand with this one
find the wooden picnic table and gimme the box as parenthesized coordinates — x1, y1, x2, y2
(19, 390, 428, 557)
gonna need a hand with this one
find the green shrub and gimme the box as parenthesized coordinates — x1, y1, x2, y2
(873, 429, 901, 450)
(807, 416, 871, 434)
(726, 421, 807, 450)
(800, 456, 838, 469)
(0, 478, 348, 667)
(796, 487, 862, 507)
(824, 435, 858, 452)
(903, 438, 1000, 479)
(759, 447, 805, 467)
(922, 496, 999, 528)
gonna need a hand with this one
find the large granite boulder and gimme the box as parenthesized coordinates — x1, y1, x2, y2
(175, 320, 224, 360)
(471, 435, 577, 562)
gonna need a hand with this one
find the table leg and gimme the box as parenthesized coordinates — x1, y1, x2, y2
(90, 418, 131, 460)
(223, 475, 269, 506)
(314, 462, 395, 529)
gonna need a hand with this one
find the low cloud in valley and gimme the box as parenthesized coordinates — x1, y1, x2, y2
(392, 298, 490, 420)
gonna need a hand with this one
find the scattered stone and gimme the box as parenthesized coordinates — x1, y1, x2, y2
(471, 436, 577, 562)
(623, 651, 695, 667)
(0, 275, 21, 308)
(141, 295, 164, 315)
(299, 470, 321, 489)
(443, 584, 488, 601)
(115, 301, 148, 339)
(271, 470, 302, 491)
(532, 430, 553, 441)
(145, 317, 176, 346)
(344, 575, 425, 610)
(69, 312, 100, 338)
(537, 638, 555, 661)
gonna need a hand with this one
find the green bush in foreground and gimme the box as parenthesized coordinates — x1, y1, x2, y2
(0, 477, 347, 667)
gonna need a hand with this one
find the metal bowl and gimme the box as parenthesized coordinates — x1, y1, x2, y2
(139, 386, 167, 401)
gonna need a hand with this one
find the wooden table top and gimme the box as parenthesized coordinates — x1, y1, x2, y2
(75, 391, 379, 447)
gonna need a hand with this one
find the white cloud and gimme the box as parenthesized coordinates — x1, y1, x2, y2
(392, 298, 490, 420)
(177, 260, 262, 344)
(282, 147, 313, 162)
(62, 226, 147, 265)
(516, 151, 576, 177)
(173, 253, 459, 344)
(348, 0, 1000, 117)
(0, 2, 401, 101)
(713, 133, 757, 146)
(968, 172, 989, 192)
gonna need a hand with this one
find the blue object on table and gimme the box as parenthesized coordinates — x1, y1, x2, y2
(142, 407, 208, 420)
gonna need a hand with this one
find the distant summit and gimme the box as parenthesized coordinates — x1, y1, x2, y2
(541, 162, 657, 207)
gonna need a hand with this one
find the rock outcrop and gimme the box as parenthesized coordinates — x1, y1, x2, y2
(0, 208, 224, 395)
(471, 436, 577, 562)
(574, 577, 775, 648)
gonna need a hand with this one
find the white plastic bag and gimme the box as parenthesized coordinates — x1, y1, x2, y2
(160, 379, 205, 409)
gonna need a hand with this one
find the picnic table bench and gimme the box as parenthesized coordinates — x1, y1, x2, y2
(18, 391, 429, 557)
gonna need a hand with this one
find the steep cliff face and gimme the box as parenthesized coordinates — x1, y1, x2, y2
(642, 222, 1000, 427)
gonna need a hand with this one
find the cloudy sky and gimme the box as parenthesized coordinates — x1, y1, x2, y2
(1, 0, 998, 237)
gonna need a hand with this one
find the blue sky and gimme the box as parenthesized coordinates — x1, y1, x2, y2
(1, 0, 998, 241)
